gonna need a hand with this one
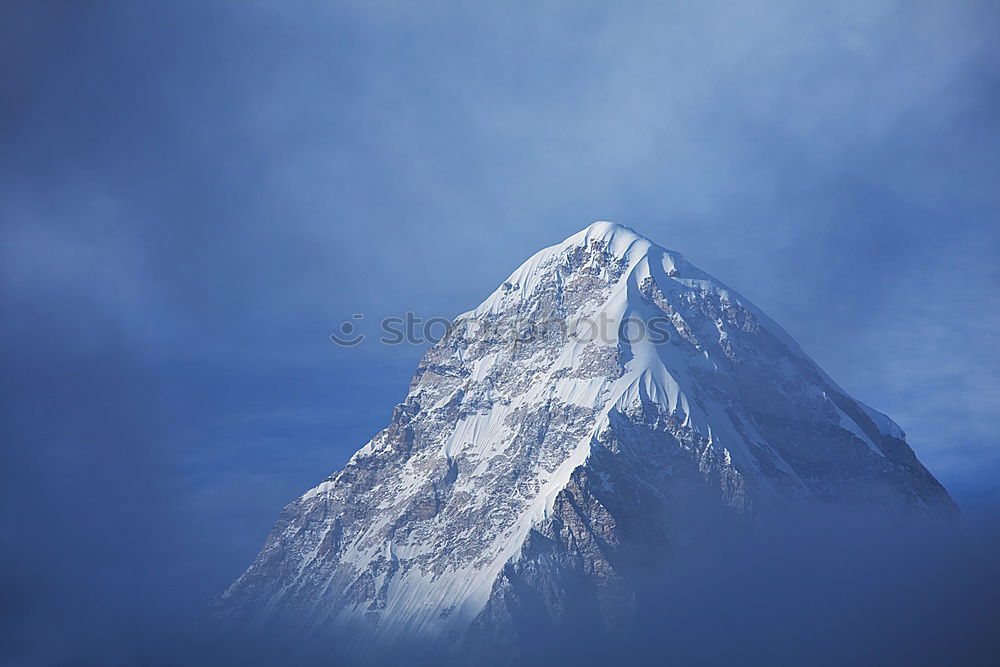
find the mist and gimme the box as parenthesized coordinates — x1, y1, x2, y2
(2, 1, 998, 664)
(119, 512, 1000, 666)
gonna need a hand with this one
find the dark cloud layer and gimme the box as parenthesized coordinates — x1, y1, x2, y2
(2, 1, 998, 663)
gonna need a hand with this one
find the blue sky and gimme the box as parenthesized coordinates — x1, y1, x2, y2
(2, 1, 999, 661)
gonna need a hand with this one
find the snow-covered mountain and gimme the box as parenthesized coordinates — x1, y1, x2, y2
(211, 222, 955, 660)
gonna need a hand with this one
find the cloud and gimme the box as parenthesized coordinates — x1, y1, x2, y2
(2, 1, 998, 662)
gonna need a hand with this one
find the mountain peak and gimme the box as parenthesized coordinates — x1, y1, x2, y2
(565, 220, 655, 259)
(576, 219, 646, 243)
(214, 221, 955, 661)
(472, 221, 688, 317)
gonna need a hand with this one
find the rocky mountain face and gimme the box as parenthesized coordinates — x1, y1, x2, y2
(211, 222, 955, 662)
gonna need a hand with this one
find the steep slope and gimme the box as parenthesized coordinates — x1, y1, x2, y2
(211, 222, 954, 658)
